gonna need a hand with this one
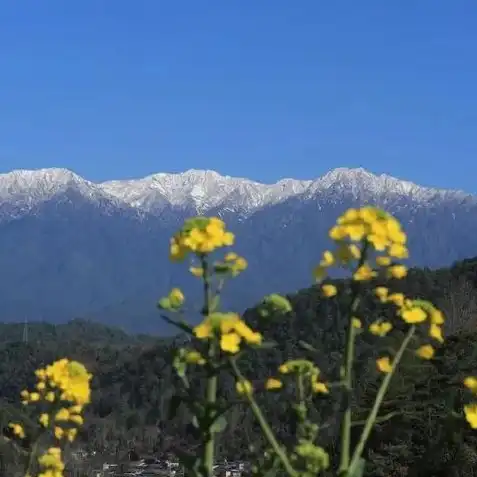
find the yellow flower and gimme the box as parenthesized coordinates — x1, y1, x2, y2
(55, 408, 70, 422)
(388, 243, 409, 259)
(38, 447, 65, 474)
(236, 380, 253, 396)
(9, 423, 25, 439)
(387, 293, 405, 307)
(265, 378, 283, 390)
(278, 364, 290, 374)
(376, 357, 393, 373)
(464, 403, 477, 429)
(39, 413, 49, 427)
(184, 350, 206, 365)
(313, 382, 329, 394)
(353, 264, 376, 281)
(29, 392, 40, 402)
(376, 256, 392, 267)
(321, 284, 337, 297)
(168, 288, 185, 308)
(416, 344, 435, 360)
(430, 309, 445, 325)
(220, 333, 241, 354)
(69, 414, 84, 426)
(400, 307, 427, 324)
(54, 427, 64, 439)
(367, 234, 389, 251)
(374, 286, 389, 302)
(67, 428, 78, 442)
(369, 320, 393, 337)
(320, 251, 335, 267)
(189, 266, 204, 277)
(347, 224, 367, 241)
(45, 391, 56, 403)
(193, 320, 213, 339)
(464, 377, 477, 394)
(388, 265, 408, 279)
(352, 317, 362, 329)
(429, 323, 444, 343)
(313, 265, 327, 282)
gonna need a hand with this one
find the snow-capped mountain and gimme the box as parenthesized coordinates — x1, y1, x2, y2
(0, 166, 476, 334)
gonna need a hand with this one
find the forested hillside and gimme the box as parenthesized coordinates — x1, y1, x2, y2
(2, 257, 477, 476)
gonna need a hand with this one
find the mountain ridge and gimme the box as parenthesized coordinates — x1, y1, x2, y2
(1, 165, 477, 333)
(1, 166, 474, 221)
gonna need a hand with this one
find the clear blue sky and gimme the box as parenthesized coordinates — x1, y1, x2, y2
(0, 2, 476, 192)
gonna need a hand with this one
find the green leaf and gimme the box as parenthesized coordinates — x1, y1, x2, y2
(211, 415, 228, 433)
(298, 340, 319, 353)
(159, 313, 194, 335)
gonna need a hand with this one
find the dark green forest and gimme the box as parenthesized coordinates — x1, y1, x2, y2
(2, 257, 477, 476)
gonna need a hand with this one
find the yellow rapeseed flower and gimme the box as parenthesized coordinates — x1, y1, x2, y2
(376, 357, 393, 374)
(464, 403, 477, 429)
(168, 288, 185, 308)
(369, 320, 393, 337)
(388, 265, 408, 279)
(184, 350, 206, 365)
(39, 413, 49, 427)
(265, 378, 283, 390)
(400, 307, 427, 324)
(313, 382, 329, 394)
(387, 293, 405, 307)
(9, 423, 25, 439)
(67, 428, 78, 442)
(352, 317, 362, 329)
(353, 264, 376, 281)
(278, 364, 290, 374)
(388, 243, 409, 259)
(429, 323, 444, 343)
(430, 309, 445, 325)
(220, 333, 241, 354)
(416, 344, 435, 360)
(464, 377, 477, 394)
(320, 251, 335, 267)
(321, 284, 337, 297)
(376, 256, 392, 267)
(374, 286, 389, 302)
(236, 380, 253, 396)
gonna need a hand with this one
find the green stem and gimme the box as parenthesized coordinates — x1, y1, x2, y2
(338, 243, 368, 475)
(229, 359, 297, 477)
(338, 297, 359, 474)
(201, 256, 218, 477)
(348, 326, 416, 473)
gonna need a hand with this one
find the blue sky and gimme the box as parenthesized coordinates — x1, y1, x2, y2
(0, 1, 476, 192)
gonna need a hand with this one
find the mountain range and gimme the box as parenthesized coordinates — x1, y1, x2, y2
(0, 166, 476, 334)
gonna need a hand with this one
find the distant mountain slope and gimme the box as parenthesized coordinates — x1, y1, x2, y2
(0, 166, 476, 333)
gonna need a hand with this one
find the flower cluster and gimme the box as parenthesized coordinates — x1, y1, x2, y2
(194, 312, 262, 354)
(373, 297, 445, 373)
(37, 447, 65, 477)
(314, 206, 409, 286)
(463, 377, 477, 428)
(169, 217, 234, 261)
(277, 359, 329, 394)
(12, 359, 92, 444)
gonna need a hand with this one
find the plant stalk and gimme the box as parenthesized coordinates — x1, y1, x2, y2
(348, 326, 416, 473)
(229, 359, 297, 477)
(201, 256, 218, 477)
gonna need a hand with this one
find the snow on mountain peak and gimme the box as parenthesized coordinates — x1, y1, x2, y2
(0, 166, 474, 221)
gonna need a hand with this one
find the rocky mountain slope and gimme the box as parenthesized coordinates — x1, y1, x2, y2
(0, 166, 476, 334)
